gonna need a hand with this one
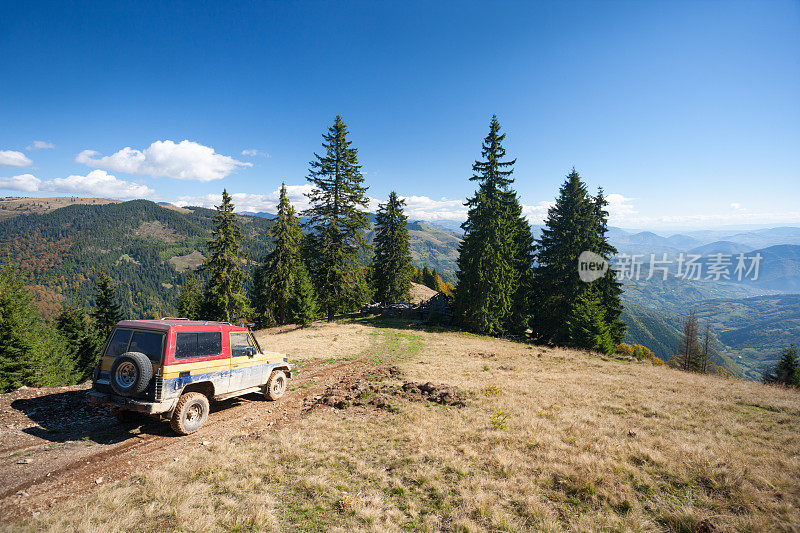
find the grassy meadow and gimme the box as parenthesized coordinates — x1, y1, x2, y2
(15, 319, 800, 532)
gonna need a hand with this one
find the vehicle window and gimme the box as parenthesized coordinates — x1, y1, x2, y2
(129, 331, 164, 363)
(230, 332, 253, 357)
(174, 332, 222, 360)
(104, 329, 132, 357)
(174, 333, 196, 359)
(198, 332, 222, 357)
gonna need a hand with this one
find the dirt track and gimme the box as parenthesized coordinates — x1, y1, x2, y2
(0, 357, 374, 521)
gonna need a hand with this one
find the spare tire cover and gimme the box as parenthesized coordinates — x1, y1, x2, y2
(110, 352, 153, 396)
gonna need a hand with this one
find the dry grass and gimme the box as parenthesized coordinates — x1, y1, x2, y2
(13, 320, 800, 532)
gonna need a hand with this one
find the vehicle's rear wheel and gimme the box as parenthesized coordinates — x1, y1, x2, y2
(170, 392, 209, 435)
(264, 370, 287, 401)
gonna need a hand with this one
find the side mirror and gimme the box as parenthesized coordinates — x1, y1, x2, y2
(246, 346, 256, 357)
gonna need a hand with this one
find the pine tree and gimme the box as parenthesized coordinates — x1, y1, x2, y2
(303, 116, 371, 321)
(763, 344, 799, 387)
(0, 265, 76, 391)
(254, 183, 306, 325)
(92, 271, 122, 340)
(203, 190, 250, 323)
(456, 116, 531, 335)
(56, 306, 102, 381)
(288, 264, 317, 327)
(372, 192, 414, 303)
(530, 170, 601, 344)
(567, 291, 615, 355)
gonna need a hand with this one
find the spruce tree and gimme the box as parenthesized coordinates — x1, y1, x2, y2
(530, 170, 600, 344)
(288, 264, 317, 327)
(372, 192, 414, 303)
(763, 344, 800, 387)
(303, 116, 371, 321)
(567, 291, 615, 355)
(254, 183, 306, 325)
(0, 265, 76, 391)
(592, 189, 626, 343)
(455, 115, 531, 335)
(203, 190, 250, 322)
(92, 271, 122, 340)
(56, 306, 102, 381)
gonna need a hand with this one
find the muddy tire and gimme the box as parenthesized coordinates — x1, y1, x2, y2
(170, 392, 209, 435)
(110, 352, 153, 397)
(264, 370, 287, 401)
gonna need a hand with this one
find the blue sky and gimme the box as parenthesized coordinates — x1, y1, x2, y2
(1, 1, 798, 229)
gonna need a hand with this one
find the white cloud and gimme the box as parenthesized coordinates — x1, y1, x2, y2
(43, 170, 154, 198)
(0, 170, 153, 199)
(521, 201, 555, 224)
(0, 150, 33, 167)
(730, 202, 742, 210)
(27, 140, 55, 150)
(0, 174, 42, 192)
(605, 193, 638, 221)
(397, 195, 467, 222)
(241, 149, 270, 158)
(174, 184, 314, 213)
(76, 140, 252, 181)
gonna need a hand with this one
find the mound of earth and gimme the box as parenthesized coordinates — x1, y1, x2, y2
(408, 282, 438, 304)
(304, 367, 466, 412)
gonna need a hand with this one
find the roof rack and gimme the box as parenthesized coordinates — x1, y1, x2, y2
(160, 317, 191, 321)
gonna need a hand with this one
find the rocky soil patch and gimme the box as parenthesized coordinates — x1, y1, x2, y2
(303, 368, 467, 413)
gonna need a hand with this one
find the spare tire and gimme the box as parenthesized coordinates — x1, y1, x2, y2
(110, 352, 153, 396)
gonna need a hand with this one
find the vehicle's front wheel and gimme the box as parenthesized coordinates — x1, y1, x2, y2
(170, 392, 209, 435)
(264, 370, 287, 401)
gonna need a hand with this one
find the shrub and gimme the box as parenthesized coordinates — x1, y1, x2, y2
(616, 343, 664, 365)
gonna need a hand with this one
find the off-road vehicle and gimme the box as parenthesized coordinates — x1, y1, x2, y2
(87, 318, 291, 434)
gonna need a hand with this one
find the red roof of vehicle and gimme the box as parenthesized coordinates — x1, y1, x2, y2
(115, 319, 248, 331)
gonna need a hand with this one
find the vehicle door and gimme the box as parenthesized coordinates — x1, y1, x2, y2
(172, 330, 227, 394)
(229, 331, 262, 391)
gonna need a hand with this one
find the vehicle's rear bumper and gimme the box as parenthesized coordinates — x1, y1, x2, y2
(86, 391, 177, 415)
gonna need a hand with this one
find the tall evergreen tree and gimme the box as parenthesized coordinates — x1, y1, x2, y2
(372, 192, 414, 303)
(0, 265, 76, 391)
(203, 190, 250, 322)
(254, 183, 314, 326)
(530, 169, 601, 344)
(56, 306, 102, 381)
(288, 264, 317, 327)
(592, 189, 626, 343)
(92, 271, 122, 340)
(303, 115, 371, 321)
(455, 115, 531, 335)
